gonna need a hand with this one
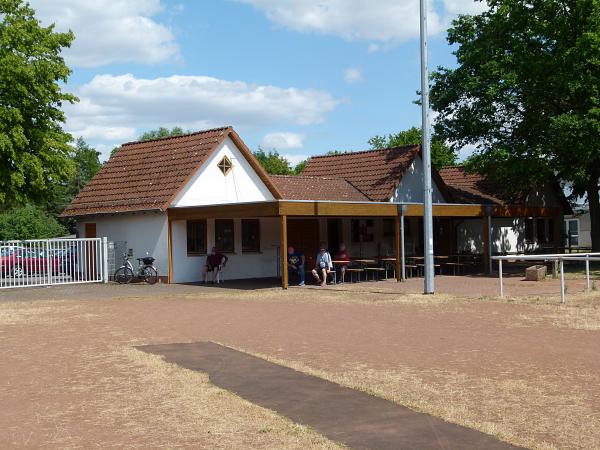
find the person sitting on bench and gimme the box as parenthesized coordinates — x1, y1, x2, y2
(202, 247, 228, 283)
(312, 242, 333, 287)
(287, 246, 305, 286)
(335, 243, 350, 283)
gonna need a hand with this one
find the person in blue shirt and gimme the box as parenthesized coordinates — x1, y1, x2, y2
(287, 246, 305, 286)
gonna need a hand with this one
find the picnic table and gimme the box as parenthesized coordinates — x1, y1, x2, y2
(332, 260, 356, 283)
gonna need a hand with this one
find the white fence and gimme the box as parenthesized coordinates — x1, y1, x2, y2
(493, 252, 600, 303)
(0, 237, 108, 289)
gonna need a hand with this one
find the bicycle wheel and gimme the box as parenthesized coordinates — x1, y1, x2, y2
(114, 267, 134, 284)
(142, 266, 158, 285)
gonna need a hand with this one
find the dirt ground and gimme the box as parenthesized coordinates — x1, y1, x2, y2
(1, 280, 599, 449)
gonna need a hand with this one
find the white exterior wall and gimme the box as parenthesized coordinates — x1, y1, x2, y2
(171, 217, 281, 283)
(77, 212, 169, 276)
(456, 218, 548, 254)
(390, 155, 446, 203)
(565, 211, 591, 248)
(172, 137, 274, 207)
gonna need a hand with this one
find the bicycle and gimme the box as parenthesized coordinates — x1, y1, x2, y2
(114, 253, 158, 285)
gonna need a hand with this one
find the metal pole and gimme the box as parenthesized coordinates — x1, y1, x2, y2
(499, 258, 504, 298)
(487, 209, 493, 274)
(559, 258, 565, 304)
(102, 237, 109, 283)
(401, 212, 406, 281)
(420, 0, 434, 294)
(585, 254, 590, 291)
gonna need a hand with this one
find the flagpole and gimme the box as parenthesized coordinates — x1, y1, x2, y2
(420, 0, 435, 294)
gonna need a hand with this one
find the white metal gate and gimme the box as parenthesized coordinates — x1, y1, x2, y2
(0, 237, 108, 289)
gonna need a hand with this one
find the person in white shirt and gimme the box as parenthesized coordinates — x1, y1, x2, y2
(311, 242, 333, 287)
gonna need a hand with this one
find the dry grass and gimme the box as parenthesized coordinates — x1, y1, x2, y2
(24, 344, 342, 449)
(0, 300, 94, 325)
(514, 306, 600, 330)
(227, 345, 599, 450)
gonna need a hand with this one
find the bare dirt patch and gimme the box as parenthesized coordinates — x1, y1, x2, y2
(1, 284, 599, 449)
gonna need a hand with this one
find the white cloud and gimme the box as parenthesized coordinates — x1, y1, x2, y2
(30, 0, 179, 67)
(442, 0, 487, 15)
(65, 73, 338, 150)
(343, 68, 364, 84)
(281, 153, 311, 166)
(238, 0, 442, 43)
(238, 0, 486, 45)
(261, 132, 305, 150)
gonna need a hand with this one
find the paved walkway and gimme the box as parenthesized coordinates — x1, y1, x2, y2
(139, 342, 521, 450)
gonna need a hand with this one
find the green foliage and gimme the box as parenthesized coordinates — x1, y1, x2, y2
(48, 138, 101, 215)
(429, 0, 600, 247)
(0, 0, 78, 208)
(253, 148, 293, 175)
(138, 126, 188, 142)
(368, 127, 457, 169)
(0, 204, 67, 240)
(293, 159, 309, 175)
(109, 127, 190, 159)
(70, 138, 102, 193)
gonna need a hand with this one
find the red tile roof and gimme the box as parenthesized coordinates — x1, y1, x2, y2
(438, 166, 504, 205)
(300, 145, 451, 202)
(61, 127, 281, 217)
(270, 175, 369, 202)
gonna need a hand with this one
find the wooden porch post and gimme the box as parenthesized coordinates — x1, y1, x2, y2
(483, 213, 490, 274)
(395, 215, 401, 282)
(553, 207, 561, 253)
(281, 215, 288, 289)
(167, 217, 173, 284)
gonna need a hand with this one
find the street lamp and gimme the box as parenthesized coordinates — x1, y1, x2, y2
(420, 0, 435, 294)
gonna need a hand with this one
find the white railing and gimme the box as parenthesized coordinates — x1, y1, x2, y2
(0, 237, 108, 289)
(493, 253, 600, 303)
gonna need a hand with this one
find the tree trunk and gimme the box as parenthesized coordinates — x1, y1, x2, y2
(588, 175, 600, 252)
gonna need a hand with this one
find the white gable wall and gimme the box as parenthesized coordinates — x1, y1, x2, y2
(390, 155, 445, 203)
(172, 136, 275, 207)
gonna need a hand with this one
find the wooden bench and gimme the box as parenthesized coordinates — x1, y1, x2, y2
(444, 262, 466, 276)
(344, 268, 365, 283)
(416, 263, 442, 276)
(364, 267, 386, 281)
(403, 264, 417, 278)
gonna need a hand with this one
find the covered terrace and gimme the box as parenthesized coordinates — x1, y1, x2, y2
(166, 200, 560, 289)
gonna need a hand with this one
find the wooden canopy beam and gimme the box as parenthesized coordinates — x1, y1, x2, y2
(167, 201, 560, 220)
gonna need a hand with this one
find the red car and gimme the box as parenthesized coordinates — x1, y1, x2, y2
(0, 247, 60, 278)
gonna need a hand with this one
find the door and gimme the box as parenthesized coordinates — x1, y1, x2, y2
(434, 218, 453, 255)
(287, 219, 319, 269)
(565, 219, 579, 247)
(327, 219, 342, 255)
(85, 223, 97, 238)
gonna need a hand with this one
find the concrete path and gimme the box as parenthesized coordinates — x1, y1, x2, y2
(139, 342, 521, 450)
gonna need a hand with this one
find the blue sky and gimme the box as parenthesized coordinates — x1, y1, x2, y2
(32, 0, 485, 163)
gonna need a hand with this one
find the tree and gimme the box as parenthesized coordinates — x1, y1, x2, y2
(70, 138, 102, 194)
(138, 126, 187, 141)
(293, 159, 309, 175)
(430, 0, 600, 249)
(0, 0, 77, 209)
(253, 148, 293, 175)
(0, 204, 67, 240)
(48, 138, 101, 215)
(109, 127, 189, 159)
(368, 127, 457, 169)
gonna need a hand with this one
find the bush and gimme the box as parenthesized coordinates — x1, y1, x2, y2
(0, 205, 68, 241)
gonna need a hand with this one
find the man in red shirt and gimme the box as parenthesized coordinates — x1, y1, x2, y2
(202, 247, 228, 283)
(335, 243, 350, 283)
